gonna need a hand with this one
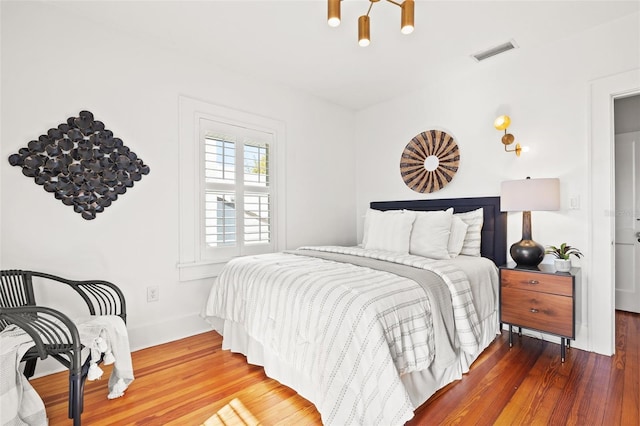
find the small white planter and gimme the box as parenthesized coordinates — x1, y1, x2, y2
(554, 259, 572, 272)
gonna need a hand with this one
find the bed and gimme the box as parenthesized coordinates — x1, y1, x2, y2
(202, 196, 506, 425)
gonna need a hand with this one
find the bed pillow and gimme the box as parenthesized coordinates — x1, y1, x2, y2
(363, 209, 416, 254)
(362, 208, 408, 246)
(455, 207, 484, 257)
(362, 208, 389, 247)
(409, 209, 453, 259)
(447, 215, 469, 258)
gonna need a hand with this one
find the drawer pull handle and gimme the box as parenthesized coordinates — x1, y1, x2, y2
(526, 280, 539, 285)
(530, 308, 539, 313)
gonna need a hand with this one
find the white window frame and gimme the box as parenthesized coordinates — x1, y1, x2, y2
(178, 96, 286, 281)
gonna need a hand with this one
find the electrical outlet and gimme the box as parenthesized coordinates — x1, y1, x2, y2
(147, 286, 159, 302)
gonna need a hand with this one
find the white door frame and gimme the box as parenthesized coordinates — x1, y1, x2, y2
(589, 68, 640, 355)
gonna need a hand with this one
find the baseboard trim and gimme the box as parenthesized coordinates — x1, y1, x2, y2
(128, 313, 212, 352)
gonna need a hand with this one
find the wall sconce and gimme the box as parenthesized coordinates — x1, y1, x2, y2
(494, 115, 522, 156)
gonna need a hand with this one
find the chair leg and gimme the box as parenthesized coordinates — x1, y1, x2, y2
(23, 358, 37, 379)
(68, 356, 93, 425)
(69, 372, 83, 426)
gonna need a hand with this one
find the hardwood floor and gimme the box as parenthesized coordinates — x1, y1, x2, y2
(30, 311, 639, 425)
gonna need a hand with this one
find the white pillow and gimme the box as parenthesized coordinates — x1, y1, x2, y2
(362, 208, 409, 246)
(455, 208, 484, 257)
(363, 209, 416, 254)
(448, 215, 469, 258)
(409, 209, 453, 259)
(362, 208, 389, 247)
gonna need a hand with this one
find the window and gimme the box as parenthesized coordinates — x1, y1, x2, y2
(178, 96, 285, 281)
(200, 120, 273, 259)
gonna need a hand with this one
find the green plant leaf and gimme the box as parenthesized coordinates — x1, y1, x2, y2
(545, 243, 583, 259)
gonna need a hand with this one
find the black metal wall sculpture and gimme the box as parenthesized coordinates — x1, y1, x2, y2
(8, 110, 150, 220)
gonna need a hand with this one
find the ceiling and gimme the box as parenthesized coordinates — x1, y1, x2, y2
(44, 0, 639, 110)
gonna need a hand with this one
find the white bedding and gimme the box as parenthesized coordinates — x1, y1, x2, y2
(202, 246, 500, 425)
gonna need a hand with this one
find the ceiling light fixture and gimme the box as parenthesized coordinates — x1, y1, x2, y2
(328, 0, 415, 47)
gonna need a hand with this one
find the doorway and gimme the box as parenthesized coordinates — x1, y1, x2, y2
(614, 95, 640, 313)
(589, 69, 640, 356)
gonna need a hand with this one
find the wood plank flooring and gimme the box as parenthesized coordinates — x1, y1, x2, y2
(30, 310, 639, 425)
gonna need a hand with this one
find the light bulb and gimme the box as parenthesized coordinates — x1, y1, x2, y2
(494, 115, 511, 131)
(401, 24, 414, 35)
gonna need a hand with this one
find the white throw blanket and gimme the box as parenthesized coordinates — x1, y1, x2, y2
(0, 326, 48, 426)
(0, 315, 133, 425)
(75, 315, 135, 399)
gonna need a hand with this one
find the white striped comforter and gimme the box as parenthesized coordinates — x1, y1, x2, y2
(301, 246, 484, 354)
(203, 246, 489, 425)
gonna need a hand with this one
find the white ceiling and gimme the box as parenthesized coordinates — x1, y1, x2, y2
(44, 0, 639, 110)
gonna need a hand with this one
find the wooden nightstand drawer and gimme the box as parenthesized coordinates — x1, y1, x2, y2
(501, 269, 573, 297)
(501, 287, 574, 337)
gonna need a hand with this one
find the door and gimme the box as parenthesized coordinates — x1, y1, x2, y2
(615, 130, 640, 313)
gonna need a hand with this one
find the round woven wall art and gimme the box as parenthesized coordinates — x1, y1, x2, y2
(400, 130, 460, 193)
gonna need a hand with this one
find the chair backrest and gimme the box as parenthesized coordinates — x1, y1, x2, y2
(0, 270, 36, 331)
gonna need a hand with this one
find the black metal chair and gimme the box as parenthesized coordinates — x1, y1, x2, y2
(0, 270, 126, 426)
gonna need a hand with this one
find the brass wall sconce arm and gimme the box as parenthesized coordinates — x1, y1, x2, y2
(494, 115, 522, 157)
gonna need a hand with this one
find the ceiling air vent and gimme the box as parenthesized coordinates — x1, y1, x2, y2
(471, 40, 518, 62)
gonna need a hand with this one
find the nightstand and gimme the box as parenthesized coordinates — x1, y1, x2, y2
(499, 263, 580, 362)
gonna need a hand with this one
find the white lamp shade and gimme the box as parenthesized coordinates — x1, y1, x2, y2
(501, 178, 560, 212)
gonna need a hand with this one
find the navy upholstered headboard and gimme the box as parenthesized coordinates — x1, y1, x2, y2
(370, 196, 507, 266)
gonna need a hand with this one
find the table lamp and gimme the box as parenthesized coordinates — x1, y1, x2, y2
(500, 177, 560, 266)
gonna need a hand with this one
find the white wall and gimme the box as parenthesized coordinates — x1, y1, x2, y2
(355, 12, 640, 353)
(0, 1, 357, 364)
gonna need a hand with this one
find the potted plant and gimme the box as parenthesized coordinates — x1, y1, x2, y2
(545, 243, 583, 272)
